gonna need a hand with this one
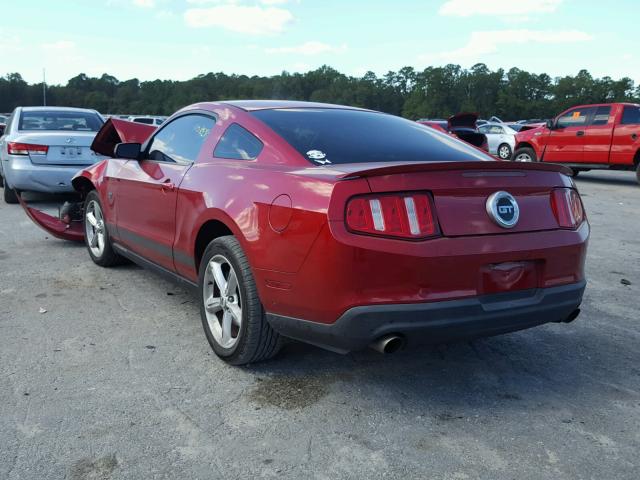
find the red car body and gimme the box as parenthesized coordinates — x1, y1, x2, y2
(514, 103, 640, 182)
(20, 101, 588, 362)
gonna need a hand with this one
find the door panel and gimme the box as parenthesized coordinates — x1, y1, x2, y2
(610, 105, 640, 165)
(583, 106, 614, 164)
(543, 107, 595, 163)
(115, 160, 190, 271)
(114, 113, 216, 272)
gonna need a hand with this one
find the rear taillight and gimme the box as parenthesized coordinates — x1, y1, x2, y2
(550, 188, 585, 229)
(346, 192, 439, 239)
(7, 142, 48, 155)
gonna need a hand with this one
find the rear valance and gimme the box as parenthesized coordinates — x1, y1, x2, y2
(90, 118, 156, 157)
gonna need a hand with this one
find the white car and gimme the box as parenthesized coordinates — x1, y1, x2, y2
(127, 116, 165, 126)
(478, 122, 517, 160)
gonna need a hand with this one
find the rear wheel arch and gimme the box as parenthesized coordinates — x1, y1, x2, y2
(194, 219, 235, 273)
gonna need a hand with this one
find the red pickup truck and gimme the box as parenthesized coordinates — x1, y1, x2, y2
(513, 103, 640, 183)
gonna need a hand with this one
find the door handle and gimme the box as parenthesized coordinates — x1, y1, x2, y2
(576, 131, 585, 136)
(161, 180, 175, 192)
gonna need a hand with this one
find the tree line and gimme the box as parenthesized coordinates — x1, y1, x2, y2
(1, 64, 638, 121)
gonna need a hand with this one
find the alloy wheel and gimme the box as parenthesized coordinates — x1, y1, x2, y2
(85, 200, 106, 257)
(499, 145, 511, 159)
(515, 152, 532, 162)
(203, 254, 243, 349)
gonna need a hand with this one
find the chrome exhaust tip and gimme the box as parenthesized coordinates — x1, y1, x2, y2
(370, 334, 405, 354)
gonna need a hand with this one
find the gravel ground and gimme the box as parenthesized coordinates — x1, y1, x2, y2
(0, 170, 638, 480)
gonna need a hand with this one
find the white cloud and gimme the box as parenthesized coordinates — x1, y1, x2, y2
(424, 29, 592, 61)
(184, 5, 293, 35)
(266, 41, 346, 55)
(133, 0, 155, 7)
(260, 0, 290, 4)
(42, 40, 76, 51)
(439, 0, 562, 17)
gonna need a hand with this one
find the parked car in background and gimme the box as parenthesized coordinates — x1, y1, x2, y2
(0, 106, 104, 203)
(418, 113, 489, 152)
(21, 100, 587, 365)
(478, 122, 517, 159)
(128, 115, 165, 126)
(0, 115, 7, 124)
(0, 123, 5, 137)
(513, 103, 640, 183)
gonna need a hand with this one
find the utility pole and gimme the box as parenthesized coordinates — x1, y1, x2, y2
(43, 69, 47, 106)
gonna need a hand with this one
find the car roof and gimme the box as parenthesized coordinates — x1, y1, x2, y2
(220, 100, 368, 112)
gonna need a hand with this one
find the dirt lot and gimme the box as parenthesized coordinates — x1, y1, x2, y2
(1, 171, 639, 480)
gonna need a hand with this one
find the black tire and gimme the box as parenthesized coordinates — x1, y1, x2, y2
(636, 163, 640, 185)
(513, 147, 537, 163)
(571, 168, 581, 177)
(3, 186, 18, 204)
(497, 143, 512, 160)
(83, 190, 124, 267)
(199, 236, 282, 365)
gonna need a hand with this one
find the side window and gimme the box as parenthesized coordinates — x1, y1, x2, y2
(147, 114, 215, 164)
(589, 106, 611, 126)
(556, 107, 595, 128)
(489, 125, 504, 134)
(621, 106, 640, 125)
(213, 123, 263, 160)
(478, 125, 488, 134)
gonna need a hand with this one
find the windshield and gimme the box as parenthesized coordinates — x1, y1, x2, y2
(251, 108, 491, 165)
(19, 110, 103, 132)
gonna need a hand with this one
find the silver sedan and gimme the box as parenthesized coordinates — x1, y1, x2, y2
(0, 106, 104, 203)
(478, 122, 517, 160)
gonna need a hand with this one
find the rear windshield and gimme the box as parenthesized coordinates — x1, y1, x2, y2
(251, 108, 490, 165)
(19, 110, 103, 132)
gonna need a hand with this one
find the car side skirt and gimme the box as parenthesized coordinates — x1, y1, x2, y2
(112, 242, 198, 293)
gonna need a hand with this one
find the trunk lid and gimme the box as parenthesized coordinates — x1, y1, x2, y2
(14, 132, 99, 166)
(332, 161, 573, 236)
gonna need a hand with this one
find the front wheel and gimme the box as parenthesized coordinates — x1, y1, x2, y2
(513, 147, 537, 163)
(199, 236, 282, 365)
(497, 143, 512, 160)
(83, 190, 124, 267)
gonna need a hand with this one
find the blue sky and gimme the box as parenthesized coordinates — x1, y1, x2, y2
(1, 0, 638, 86)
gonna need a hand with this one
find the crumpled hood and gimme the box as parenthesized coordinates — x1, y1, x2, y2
(91, 118, 156, 157)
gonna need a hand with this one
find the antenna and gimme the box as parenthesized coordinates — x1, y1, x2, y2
(43, 68, 47, 106)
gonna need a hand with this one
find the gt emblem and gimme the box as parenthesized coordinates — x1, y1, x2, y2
(486, 191, 519, 229)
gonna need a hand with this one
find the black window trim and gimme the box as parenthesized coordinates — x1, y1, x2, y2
(212, 122, 264, 161)
(142, 110, 217, 165)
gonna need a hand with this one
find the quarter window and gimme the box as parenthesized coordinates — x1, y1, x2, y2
(147, 114, 215, 164)
(488, 125, 504, 134)
(213, 123, 263, 160)
(621, 105, 640, 125)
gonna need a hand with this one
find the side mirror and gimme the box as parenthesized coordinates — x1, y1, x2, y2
(114, 142, 141, 159)
(546, 119, 555, 130)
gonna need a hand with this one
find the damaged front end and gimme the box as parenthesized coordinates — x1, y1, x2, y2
(17, 118, 156, 242)
(17, 194, 85, 242)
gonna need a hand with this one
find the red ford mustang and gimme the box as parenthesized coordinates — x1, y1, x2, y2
(19, 101, 589, 365)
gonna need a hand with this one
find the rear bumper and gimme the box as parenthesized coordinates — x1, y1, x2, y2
(266, 280, 586, 353)
(2, 156, 90, 193)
